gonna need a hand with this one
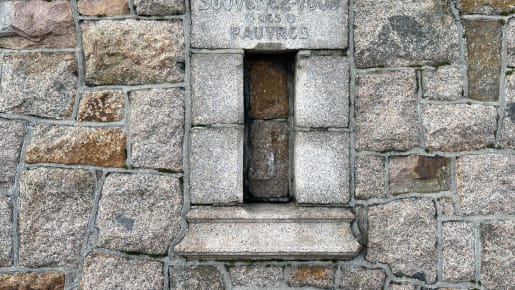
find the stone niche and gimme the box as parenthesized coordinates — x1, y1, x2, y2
(176, 0, 358, 260)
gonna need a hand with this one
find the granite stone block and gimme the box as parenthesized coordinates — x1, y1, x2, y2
(78, 0, 129, 16)
(389, 155, 451, 194)
(287, 266, 335, 289)
(0, 196, 12, 267)
(229, 265, 283, 288)
(135, 0, 186, 15)
(460, 0, 514, 14)
(77, 91, 124, 122)
(0, 272, 65, 290)
(0, 2, 13, 37)
(355, 155, 386, 200)
(0, 119, 25, 193)
(169, 265, 224, 290)
(340, 268, 386, 290)
(442, 222, 475, 282)
(422, 66, 464, 101)
(509, 19, 515, 67)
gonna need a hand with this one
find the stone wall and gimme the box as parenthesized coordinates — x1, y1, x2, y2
(0, 0, 514, 289)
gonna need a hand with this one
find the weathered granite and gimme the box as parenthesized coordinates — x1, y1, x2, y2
(0, 196, 12, 267)
(0, 272, 65, 290)
(340, 268, 386, 290)
(442, 222, 475, 282)
(78, 0, 129, 16)
(389, 155, 451, 194)
(170, 265, 225, 290)
(96, 173, 182, 254)
(422, 67, 464, 101)
(77, 91, 124, 122)
(135, 0, 186, 15)
(19, 168, 95, 267)
(287, 266, 335, 289)
(389, 284, 416, 290)
(229, 265, 283, 288)
(0, 2, 13, 37)
(509, 19, 515, 67)
(460, 0, 514, 14)
(0, 119, 25, 193)
(0, 53, 77, 119)
(129, 88, 184, 171)
(500, 73, 514, 148)
(355, 155, 386, 200)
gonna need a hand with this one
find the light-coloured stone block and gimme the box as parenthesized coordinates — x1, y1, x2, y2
(340, 268, 386, 290)
(422, 66, 464, 101)
(442, 222, 475, 282)
(0, 196, 11, 267)
(135, 0, 186, 15)
(355, 155, 386, 200)
(509, 19, 515, 67)
(230, 265, 283, 288)
(0, 2, 13, 36)
(170, 265, 225, 290)
(0, 119, 25, 193)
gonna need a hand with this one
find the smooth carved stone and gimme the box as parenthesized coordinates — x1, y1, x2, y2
(509, 20, 515, 67)
(0, 119, 25, 193)
(81, 254, 163, 290)
(340, 268, 386, 290)
(422, 66, 464, 101)
(0, 196, 12, 267)
(0, 272, 65, 290)
(355, 155, 386, 200)
(460, 0, 514, 14)
(78, 0, 129, 16)
(169, 266, 225, 290)
(26, 126, 126, 167)
(442, 222, 475, 282)
(0, 0, 76, 49)
(389, 155, 451, 194)
(354, 0, 460, 68)
(0, 53, 77, 119)
(464, 20, 503, 101)
(82, 19, 184, 85)
(287, 266, 336, 289)
(135, 0, 186, 15)
(19, 168, 95, 267)
(229, 265, 283, 288)
(78, 91, 124, 122)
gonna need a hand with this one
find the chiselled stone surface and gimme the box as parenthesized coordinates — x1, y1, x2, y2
(422, 67, 464, 101)
(191, 0, 348, 49)
(82, 19, 184, 85)
(19, 168, 95, 267)
(0, 53, 77, 119)
(509, 20, 515, 67)
(96, 173, 182, 254)
(442, 222, 475, 282)
(460, 0, 514, 14)
(190, 127, 243, 204)
(0, 119, 25, 193)
(78, 0, 129, 16)
(355, 155, 386, 200)
(129, 88, 184, 170)
(0, 0, 76, 49)
(170, 265, 225, 290)
(0, 196, 12, 267)
(354, 0, 460, 68)
(191, 53, 243, 125)
(480, 220, 515, 290)
(355, 70, 419, 151)
(77, 91, 124, 122)
(287, 266, 335, 289)
(229, 265, 283, 288)
(248, 121, 289, 199)
(0, 272, 65, 290)
(340, 268, 386, 290)
(367, 199, 437, 283)
(135, 0, 186, 15)
(294, 131, 349, 204)
(26, 126, 126, 167)
(389, 155, 451, 194)
(463, 20, 502, 101)
(81, 254, 163, 290)
(295, 55, 349, 128)
(422, 104, 497, 152)
(457, 154, 515, 215)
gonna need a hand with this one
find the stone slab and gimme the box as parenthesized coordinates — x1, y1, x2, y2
(135, 0, 186, 15)
(355, 155, 386, 200)
(0, 119, 25, 193)
(78, 0, 129, 16)
(442, 222, 475, 282)
(287, 266, 335, 288)
(340, 268, 386, 290)
(170, 265, 225, 290)
(422, 66, 464, 101)
(78, 90, 124, 122)
(0, 272, 65, 290)
(191, 0, 348, 49)
(0, 196, 12, 267)
(229, 265, 283, 288)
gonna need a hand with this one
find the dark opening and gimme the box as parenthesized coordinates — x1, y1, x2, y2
(244, 53, 294, 203)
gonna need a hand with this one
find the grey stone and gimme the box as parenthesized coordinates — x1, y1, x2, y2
(340, 268, 386, 290)
(355, 70, 419, 152)
(354, 0, 460, 68)
(509, 19, 515, 67)
(287, 266, 335, 288)
(190, 127, 243, 204)
(439, 196, 456, 216)
(0, 53, 77, 119)
(191, 53, 244, 125)
(422, 66, 464, 101)
(81, 254, 163, 290)
(367, 199, 437, 283)
(191, 0, 348, 49)
(389, 155, 451, 194)
(295, 55, 349, 128)
(0, 119, 25, 193)
(422, 104, 497, 152)
(0, 196, 11, 267)
(0, 2, 13, 36)
(500, 103, 515, 149)
(135, 0, 185, 15)
(96, 173, 182, 255)
(480, 220, 515, 290)
(389, 284, 416, 290)
(129, 88, 184, 171)
(355, 155, 386, 200)
(507, 71, 515, 103)
(457, 154, 515, 215)
(229, 265, 283, 288)
(170, 265, 224, 290)
(19, 168, 95, 267)
(442, 222, 475, 282)
(294, 131, 349, 204)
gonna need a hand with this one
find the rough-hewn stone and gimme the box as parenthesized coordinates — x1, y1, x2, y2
(442, 222, 475, 282)
(389, 155, 451, 194)
(25, 126, 126, 167)
(422, 67, 464, 101)
(191, 53, 243, 125)
(0, 272, 65, 290)
(295, 55, 349, 128)
(367, 199, 437, 283)
(509, 20, 515, 67)
(457, 154, 515, 215)
(340, 268, 386, 290)
(354, 0, 460, 68)
(480, 220, 515, 289)
(129, 88, 184, 170)
(0, 196, 12, 267)
(96, 173, 182, 254)
(460, 0, 514, 14)
(356, 70, 419, 151)
(78, 0, 129, 16)
(0, 119, 25, 193)
(0, 0, 76, 49)
(287, 266, 335, 289)
(294, 131, 349, 204)
(78, 91, 124, 122)
(19, 168, 95, 267)
(500, 73, 514, 148)
(82, 19, 184, 85)
(169, 265, 225, 290)
(422, 104, 497, 152)
(81, 254, 163, 290)
(355, 155, 386, 200)
(135, 0, 186, 15)
(0, 2, 13, 37)
(190, 127, 243, 204)
(229, 265, 283, 288)
(463, 20, 503, 101)
(0, 53, 77, 119)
